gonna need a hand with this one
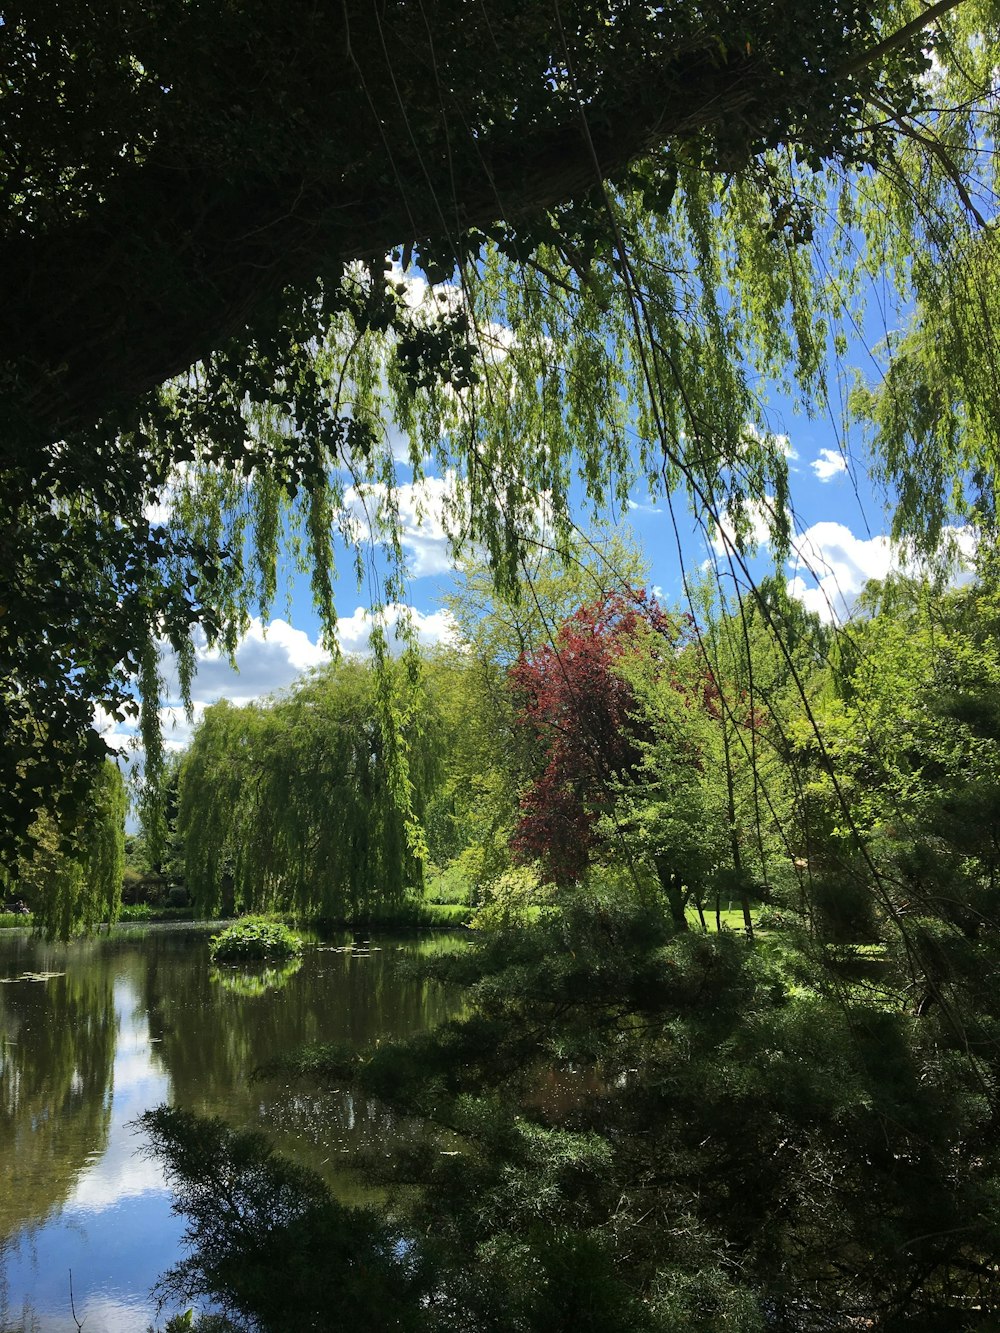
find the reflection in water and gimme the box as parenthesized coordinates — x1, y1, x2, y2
(209, 956, 303, 998)
(0, 939, 115, 1239)
(0, 926, 462, 1330)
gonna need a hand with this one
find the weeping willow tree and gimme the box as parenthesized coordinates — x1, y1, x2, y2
(3, 0, 1000, 907)
(178, 660, 444, 919)
(0, 760, 126, 939)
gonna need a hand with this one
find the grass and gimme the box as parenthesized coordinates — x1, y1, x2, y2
(118, 903, 195, 923)
(301, 900, 473, 930)
(0, 911, 31, 929)
(686, 907, 757, 932)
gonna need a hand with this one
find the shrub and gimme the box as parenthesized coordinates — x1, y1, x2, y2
(121, 869, 168, 906)
(209, 917, 303, 962)
(756, 907, 790, 931)
(471, 865, 549, 929)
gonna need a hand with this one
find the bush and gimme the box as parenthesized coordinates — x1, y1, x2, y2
(167, 885, 189, 908)
(209, 917, 303, 962)
(755, 907, 790, 931)
(471, 865, 550, 929)
(119, 902, 193, 923)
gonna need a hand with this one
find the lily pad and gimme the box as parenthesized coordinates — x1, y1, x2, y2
(0, 971, 66, 983)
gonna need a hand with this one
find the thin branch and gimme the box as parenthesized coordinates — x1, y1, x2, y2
(867, 91, 988, 226)
(69, 1270, 85, 1331)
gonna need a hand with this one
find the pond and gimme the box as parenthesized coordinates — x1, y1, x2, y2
(0, 923, 465, 1332)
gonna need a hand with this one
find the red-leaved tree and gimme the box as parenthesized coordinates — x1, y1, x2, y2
(509, 589, 683, 886)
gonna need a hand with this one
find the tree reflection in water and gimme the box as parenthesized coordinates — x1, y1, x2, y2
(0, 925, 466, 1324)
(209, 957, 303, 999)
(0, 939, 116, 1239)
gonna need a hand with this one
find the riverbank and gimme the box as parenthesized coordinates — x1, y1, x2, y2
(0, 900, 474, 932)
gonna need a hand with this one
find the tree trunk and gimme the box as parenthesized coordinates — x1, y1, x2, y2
(653, 853, 688, 933)
(722, 724, 755, 941)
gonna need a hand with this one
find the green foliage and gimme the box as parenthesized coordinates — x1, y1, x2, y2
(144, 575, 1000, 1329)
(428, 538, 657, 893)
(149, 881, 1000, 1328)
(118, 902, 193, 924)
(0, 760, 126, 939)
(470, 866, 551, 930)
(422, 861, 471, 906)
(0, 910, 32, 928)
(208, 918, 303, 963)
(178, 658, 444, 919)
(8, 7, 1000, 1318)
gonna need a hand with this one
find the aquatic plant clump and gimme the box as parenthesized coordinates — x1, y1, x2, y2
(208, 917, 303, 963)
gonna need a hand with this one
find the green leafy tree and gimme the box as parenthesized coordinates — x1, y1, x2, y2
(1, 759, 125, 938)
(507, 581, 798, 933)
(178, 659, 444, 919)
(425, 534, 652, 899)
(794, 579, 1000, 1009)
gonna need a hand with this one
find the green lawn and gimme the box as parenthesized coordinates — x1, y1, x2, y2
(686, 907, 756, 932)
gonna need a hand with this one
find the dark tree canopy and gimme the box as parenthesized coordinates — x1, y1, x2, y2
(2, 0, 920, 445)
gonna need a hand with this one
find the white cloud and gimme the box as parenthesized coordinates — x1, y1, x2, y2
(785, 521, 976, 623)
(172, 618, 332, 705)
(143, 496, 174, 526)
(811, 448, 848, 482)
(738, 423, 797, 462)
(159, 703, 206, 751)
(387, 260, 518, 372)
(342, 473, 464, 577)
(333, 604, 458, 655)
(711, 496, 785, 556)
(776, 433, 798, 461)
(387, 262, 462, 316)
(786, 521, 894, 621)
(158, 608, 454, 713)
(142, 461, 198, 526)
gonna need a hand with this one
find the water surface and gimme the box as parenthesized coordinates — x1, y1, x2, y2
(0, 923, 463, 1331)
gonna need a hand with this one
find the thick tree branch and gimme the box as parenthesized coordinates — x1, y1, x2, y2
(0, 49, 765, 449)
(838, 0, 968, 78)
